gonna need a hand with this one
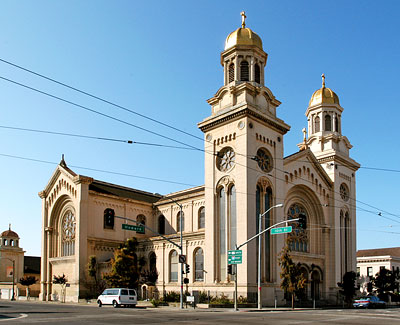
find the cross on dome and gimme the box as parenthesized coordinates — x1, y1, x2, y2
(322, 73, 326, 88)
(241, 11, 246, 28)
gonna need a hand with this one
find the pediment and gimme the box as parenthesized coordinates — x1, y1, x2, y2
(39, 164, 78, 198)
(284, 149, 333, 188)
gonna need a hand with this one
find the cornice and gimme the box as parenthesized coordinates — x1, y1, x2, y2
(198, 106, 289, 134)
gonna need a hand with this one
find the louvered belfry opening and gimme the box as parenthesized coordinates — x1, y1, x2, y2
(240, 61, 249, 81)
(228, 63, 235, 83)
(255, 63, 260, 84)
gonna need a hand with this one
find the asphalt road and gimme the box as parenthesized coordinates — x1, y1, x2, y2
(1, 300, 400, 324)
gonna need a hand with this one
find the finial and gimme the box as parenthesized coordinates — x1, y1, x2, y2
(321, 73, 326, 88)
(9, 223, 11, 231)
(241, 11, 247, 28)
(60, 154, 67, 167)
(302, 128, 307, 142)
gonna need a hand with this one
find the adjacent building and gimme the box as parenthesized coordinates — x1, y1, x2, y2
(38, 14, 359, 305)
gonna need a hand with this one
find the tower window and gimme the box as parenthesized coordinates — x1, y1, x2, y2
(228, 63, 235, 83)
(325, 114, 332, 131)
(240, 61, 249, 81)
(314, 116, 320, 132)
(198, 207, 205, 229)
(158, 215, 166, 235)
(255, 63, 260, 83)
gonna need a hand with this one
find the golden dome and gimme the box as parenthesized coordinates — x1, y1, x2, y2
(309, 74, 340, 106)
(224, 12, 263, 51)
(224, 27, 263, 51)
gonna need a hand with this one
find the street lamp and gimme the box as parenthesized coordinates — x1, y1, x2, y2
(0, 257, 15, 301)
(257, 203, 283, 310)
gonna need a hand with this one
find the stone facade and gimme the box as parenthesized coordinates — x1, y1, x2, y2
(38, 16, 359, 305)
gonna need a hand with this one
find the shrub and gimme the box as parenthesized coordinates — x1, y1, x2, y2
(163, 291, 180, 302)
(150, 299, 160, 307)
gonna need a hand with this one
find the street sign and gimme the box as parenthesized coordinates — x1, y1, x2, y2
(179, 254, 186, 263)
(228, 250, 242, 264)
(271, 226, 292, 235)
(122, 224, 145, 233)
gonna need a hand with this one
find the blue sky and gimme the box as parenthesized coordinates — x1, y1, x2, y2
(0, 0, 399, 256)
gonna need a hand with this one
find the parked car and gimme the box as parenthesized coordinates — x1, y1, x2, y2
(353, 295, 386, 308)
(97, 288, 137, 308)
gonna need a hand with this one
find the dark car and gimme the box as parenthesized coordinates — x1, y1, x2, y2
(353, 296, 386, 308)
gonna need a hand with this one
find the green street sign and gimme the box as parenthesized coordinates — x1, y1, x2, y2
(122, 224, 145, 233)
(271, 226, 292, 235)
(228, 250, 242, 264)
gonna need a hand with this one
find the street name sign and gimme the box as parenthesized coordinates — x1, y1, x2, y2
(228, 250, 242, 264)
(122, 224, 145, 233)
(271, 226, 292, 235)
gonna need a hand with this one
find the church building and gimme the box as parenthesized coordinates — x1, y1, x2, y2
(38, 13, 359, 305)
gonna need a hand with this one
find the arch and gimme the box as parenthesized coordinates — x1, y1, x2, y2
(228, 63, 235, 83)
(9, 239, 14, 246)
(158, 215, 166, 235)
(311, 269, 322, 300)
(49, 194, 75, 258)
(217, 186, 226, 281)
(194, 247, 204, 282)
(60, 209, 76, 256)
(176, 211, 184, 233)
(299, 265, 309, 299)
(169, 250, 178, 282)
(136, 214, 146, 234)
(198, 206, 205, 229)
(240, 60, 249, 81)
(325, 114, 332, 131)
(149, 251, 157, 272)
(255, 63, 260, 83)
(285, 185, 325, 255)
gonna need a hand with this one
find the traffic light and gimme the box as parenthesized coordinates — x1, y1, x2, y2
(227, 264, 233, 275)
(185, 264, 190, 274)
(104, 208, 115, 229)
(184, 278, 189, 284)
(298, 213, 307, 229)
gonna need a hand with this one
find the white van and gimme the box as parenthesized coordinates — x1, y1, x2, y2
(97, 288, 137, 308)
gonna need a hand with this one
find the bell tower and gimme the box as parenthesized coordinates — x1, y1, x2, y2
(198, 12, 290, 301)
(303, 74, 360, 280)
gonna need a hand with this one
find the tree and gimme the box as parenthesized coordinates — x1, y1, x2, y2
(278, 241, 307, 309)
(371, 268, 399, 301)
(19, 275, 37, 300)
(337, 271, 357, 307)
(86, 255, 106, 297)
(103, 238, 140, 289)
(53, 274, 68, 303)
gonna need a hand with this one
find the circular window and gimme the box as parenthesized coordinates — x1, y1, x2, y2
(256, 148, 273, 173)
(340, 183, 349, 201)
(217, 147, 235, 172)
(62, 211, 76, 241)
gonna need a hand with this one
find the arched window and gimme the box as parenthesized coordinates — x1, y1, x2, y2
(177, 211, 184, 233)
(169, 250, 178, 282)
(240, 61, 249, 81)
(311, 270, 321, 300)
(194, 248, 204, 282)
(61, 210, 75, 256)
(136, 215, 146, 234)
(256, 184, 273, 282)
(255, 63, 261, 84)
(335, 116, 339, 132)
(10, 239, 14, 246)
(218, 187, 226, 281)
(229, 185, 237, 251)
(198, 207, 205, 229)
(149, 252, 157, 272)
(314, 116, 320, 133)
(340, 210, 350, 275)
(158, 215, 166, 235)
(325, 114, 332, 131)
(228, 63, 235, 83)
(287, 204, 308, 253)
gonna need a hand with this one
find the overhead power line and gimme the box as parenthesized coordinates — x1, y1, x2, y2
(0, 57, 204, 143)
(0, 75, 204, 153)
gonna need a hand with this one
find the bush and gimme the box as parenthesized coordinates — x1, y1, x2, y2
(198, 290, 212, 303)
(163, 291, 180, 302)
(211, 293, 232, 305)
(150, 299, 160, 307)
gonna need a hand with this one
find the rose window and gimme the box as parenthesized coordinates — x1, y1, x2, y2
(217, 147, 235, 172)
(256, 148, 273, 173)
(62, 211, 75, 242)
(340, 183, 349, 202)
